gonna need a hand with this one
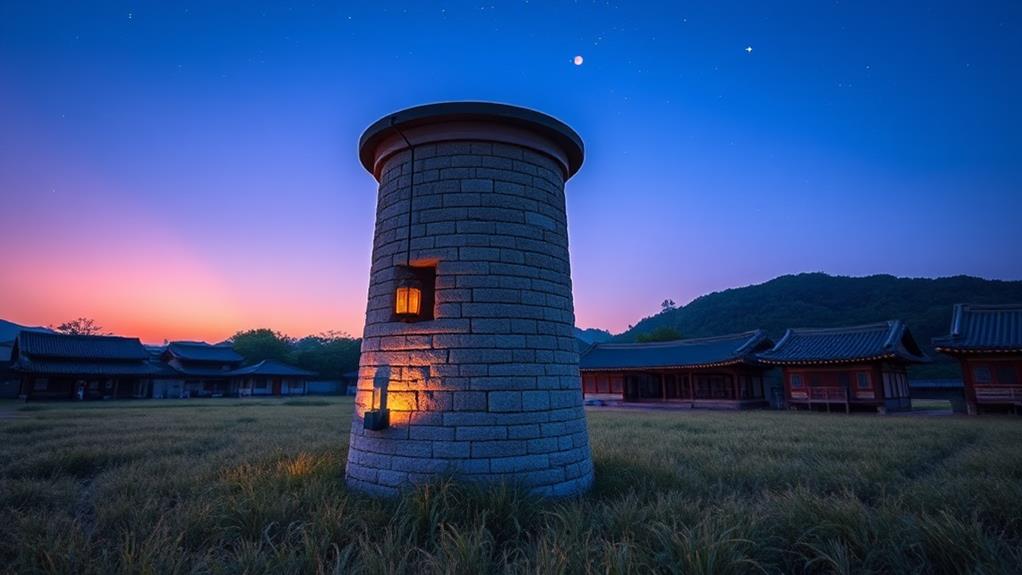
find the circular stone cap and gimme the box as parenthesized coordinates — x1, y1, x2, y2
(358, 101, 585, 179)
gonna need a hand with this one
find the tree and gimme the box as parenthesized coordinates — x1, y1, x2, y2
(290, 331, 361, 379)
(230, 329, 295, 364)
(661, 299, 677, 312)
(636, 326, 683, 343)
(52, 317, 106, 336)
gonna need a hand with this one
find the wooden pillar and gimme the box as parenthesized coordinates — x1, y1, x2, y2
(661, 373, 666, 401)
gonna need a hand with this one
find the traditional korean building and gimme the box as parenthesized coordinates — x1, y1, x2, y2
(10, 331, 160, 400)
(7, 331, 316, 400)
(757, 320, 928, 413)
(933, 303, 1022, 415)
(231, 360, 316, 397)
(578, 330, 774, 408)
(159, 341, 244, 398)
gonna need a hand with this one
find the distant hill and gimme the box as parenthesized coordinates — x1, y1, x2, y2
(0, 319, 52, 343)
(617, 273, 1022, 378)
(574, 327, 613, 345)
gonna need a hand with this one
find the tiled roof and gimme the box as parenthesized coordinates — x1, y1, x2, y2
(165, 341, 243, 363)
(13, 359, 162, 376)
(10, 332, 159, 376)
(579, 330, 771, 371)
(757, 320, 928, 365)
(16, 331, 149, 361)
(229, 360, 316, 377)
(146, 360, 185, 378)
(933, 303, 1022, 353)
(166, 365, 238, 378)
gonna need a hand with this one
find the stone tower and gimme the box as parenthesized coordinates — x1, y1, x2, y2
(345, 102, 593, 497)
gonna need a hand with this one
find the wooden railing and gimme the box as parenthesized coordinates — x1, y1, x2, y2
(808, 386, 849, 402)
(975, 386, 1022, 402)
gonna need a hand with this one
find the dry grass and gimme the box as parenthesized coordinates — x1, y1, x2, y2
(0, 397, 1020, 574)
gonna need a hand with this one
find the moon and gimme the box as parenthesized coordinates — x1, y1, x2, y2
(573, 55, 584, 66)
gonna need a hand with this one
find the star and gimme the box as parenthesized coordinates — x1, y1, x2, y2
(745, 46, 752, 53)
(573, 55, 584, 66)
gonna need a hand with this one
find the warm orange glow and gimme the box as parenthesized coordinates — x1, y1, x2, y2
(0, 208, 364, 343)
(386, 391, 417, 411)
(395, 286, 421, 317)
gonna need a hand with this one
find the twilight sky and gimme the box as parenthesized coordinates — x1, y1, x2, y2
(1, 1, 1020, 343)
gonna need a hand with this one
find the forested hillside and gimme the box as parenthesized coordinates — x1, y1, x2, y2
(617, 273, 1022, 377)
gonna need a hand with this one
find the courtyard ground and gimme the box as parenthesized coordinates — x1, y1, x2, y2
(0, 397, 1019, 574)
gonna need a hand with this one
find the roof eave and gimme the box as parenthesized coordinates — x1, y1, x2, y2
(758, 352, 927, 366)
(935, 346, 1022, 355)
(579, 358, 760, 372)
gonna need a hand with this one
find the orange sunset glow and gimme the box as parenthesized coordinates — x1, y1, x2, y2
(0, 201, 369, 343)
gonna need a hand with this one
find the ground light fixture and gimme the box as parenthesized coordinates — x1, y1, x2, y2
(363, 384, 389, 431)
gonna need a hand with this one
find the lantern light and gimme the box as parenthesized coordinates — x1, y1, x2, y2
(394, 277, 422, 321)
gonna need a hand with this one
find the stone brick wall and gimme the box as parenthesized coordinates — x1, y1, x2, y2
(346, 138, 594, 497)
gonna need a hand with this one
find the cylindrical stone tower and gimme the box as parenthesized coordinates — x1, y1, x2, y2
(346, 102, 593, 497)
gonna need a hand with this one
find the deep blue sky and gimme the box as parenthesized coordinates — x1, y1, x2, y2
(1, 1, 1020, 340)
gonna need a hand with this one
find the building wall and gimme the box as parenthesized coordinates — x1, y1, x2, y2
(581, 367, 769, 406)
(782, 363, 911, 412)
(151, 379, 184, 399)
(958, 354, 1022, 414)
(347, 138, 593, 497)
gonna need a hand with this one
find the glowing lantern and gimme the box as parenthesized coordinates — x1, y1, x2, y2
(394, 277, 422, 321)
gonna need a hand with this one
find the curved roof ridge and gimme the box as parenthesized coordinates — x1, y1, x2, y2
(591, 330, 763, 350)
(757, 320, 927, 365)
(170, 340, 232, 347)
(783, 321, 901, 335)
(955, 302, 1022, 311)
(934, 302, 1022, 353)
(579, 330, 770, 371)
(881, 319, 904, 350)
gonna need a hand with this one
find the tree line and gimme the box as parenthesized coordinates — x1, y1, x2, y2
(229, 329, 361, 380)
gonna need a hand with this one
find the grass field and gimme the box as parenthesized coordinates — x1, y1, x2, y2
(1, 398, 1020, 574)
(911, 399, 955, 412)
